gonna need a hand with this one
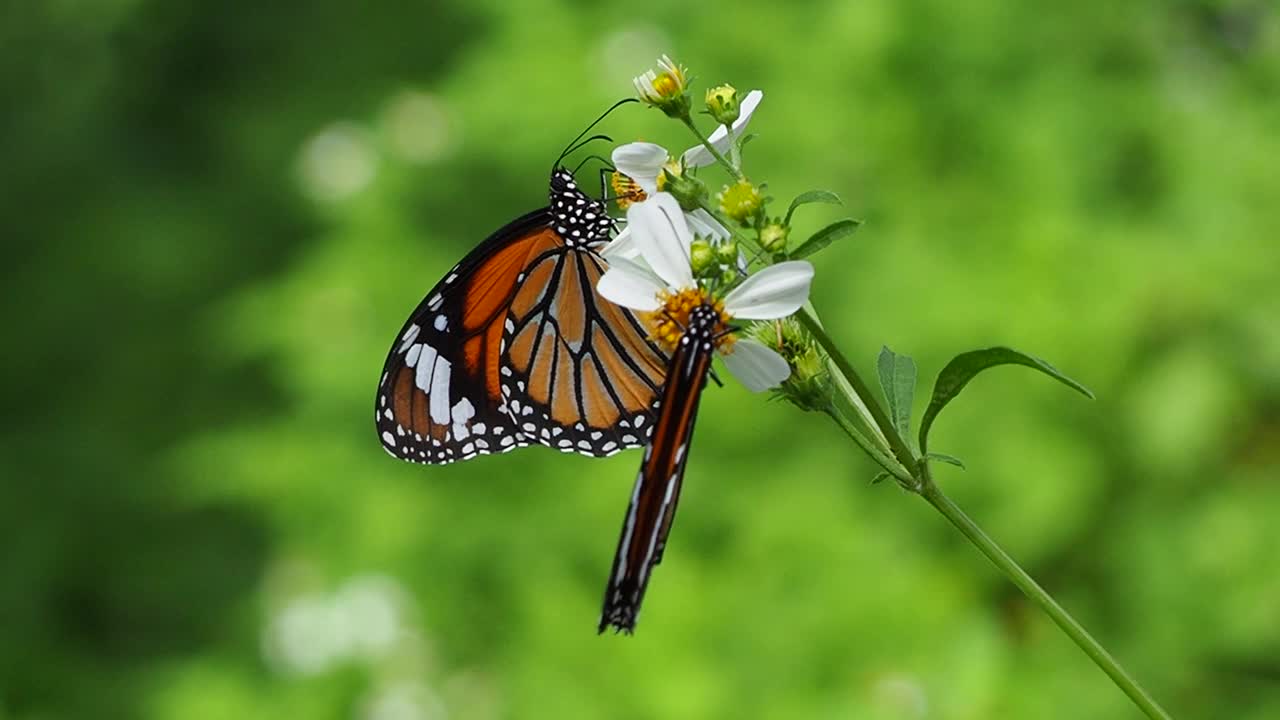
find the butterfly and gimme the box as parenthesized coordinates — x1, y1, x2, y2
(599, 301, 727, 633)
(373, 165, 670, 465)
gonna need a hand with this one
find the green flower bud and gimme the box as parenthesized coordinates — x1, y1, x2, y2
(704, 84, 740, 126)
(715, 240, 739, 264)
(718, 179, 764, 226)
(690, 240, 716, 276)
(747, 317, 832, 413)
(662, 166, 707, 211)
(760, 221, 790, 253)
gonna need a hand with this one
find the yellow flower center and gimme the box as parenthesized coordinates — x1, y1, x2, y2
(611, 172, 646, 210)
(646, 288, 735, 353)
(651, 72, 681, 99)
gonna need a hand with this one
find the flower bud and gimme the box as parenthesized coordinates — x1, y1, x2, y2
(718, 179, 764, 225)
(689, 240, 716, 275)
(747, 318, 831, 413)
(633, 55, 692, 119)
(704, 84, 740, 126)
(715, 240, 739, 264)
(760, 221, 789, 253)
(661, 165, 707, 211)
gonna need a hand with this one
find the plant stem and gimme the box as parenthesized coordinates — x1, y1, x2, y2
(797, 307, 1174, 719)
(918, 476, 1173, 720)
(680, 115, 743, 180)
(796, 307, 917, 470)
(823, 405, 912, 485)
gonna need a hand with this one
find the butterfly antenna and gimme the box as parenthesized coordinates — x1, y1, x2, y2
(554, 98, 639, 170)
(571, 152, 614, 178)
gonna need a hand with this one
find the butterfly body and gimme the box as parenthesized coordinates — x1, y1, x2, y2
(375, 169, 669, 465)
(599, 302, 724, 633)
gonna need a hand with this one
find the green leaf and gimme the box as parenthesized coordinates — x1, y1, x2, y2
(876, 346, 917, 446)
(918, 347, 1095, 453)
(737, 133, 758, 152)
(789, 219, 861, 260)
(785, 189, 843, 225)
(926, 452, 966, 470)
(871, 471, 891, 485)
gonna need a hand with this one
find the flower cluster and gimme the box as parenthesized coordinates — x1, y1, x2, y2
(596, 58, 818, 392)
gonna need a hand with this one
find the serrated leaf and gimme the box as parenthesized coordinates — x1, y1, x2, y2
(926, 452, 966, 470)
(918, 347, 1095, 453)
(876, 346, 917, 446)
(789, 219, 861, 260)
(785, 190, 843, 225)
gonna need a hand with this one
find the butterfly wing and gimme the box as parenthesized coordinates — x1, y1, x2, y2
(500, 246, 668, 456)
(376, 168, 670, 465)
(376, 209, 551, 464)
(598, 319, 716, 633)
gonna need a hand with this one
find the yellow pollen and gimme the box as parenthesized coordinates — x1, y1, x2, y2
(611, 171, 646, 210)
(651, 72, 680, 99)
(645, 288, 735, 353)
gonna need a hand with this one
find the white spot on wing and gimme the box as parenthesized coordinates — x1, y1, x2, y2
(429, 358, 452, 424)
(415, 344, 439, 392)
(398, 324, 420, 352)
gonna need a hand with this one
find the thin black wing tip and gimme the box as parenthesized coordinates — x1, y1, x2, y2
(597, 615, 636, 635)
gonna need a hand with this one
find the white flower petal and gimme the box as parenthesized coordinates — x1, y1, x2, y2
(611, 142, 668, 195)
(681, 89, 765, 168)
(733, 89, 764, 133)
(600, 225, 641, 260)
(722, 260, 814, 320)
(596, 257, 664, 312)
(723, 337, 791, 392)
(627, 193, 693, 289)
(685, 208, 730, 242)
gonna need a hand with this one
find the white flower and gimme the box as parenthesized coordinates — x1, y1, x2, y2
(681, 89, 764, 168)
(632, 55, 689, 110)
(602, 142, 730, 262)
(597, 191, 814, 392)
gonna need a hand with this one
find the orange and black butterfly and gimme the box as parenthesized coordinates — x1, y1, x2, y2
(374, 166, 668, 464)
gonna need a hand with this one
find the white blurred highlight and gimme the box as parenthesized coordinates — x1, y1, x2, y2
(593, 25, 672, 92)
(382, 90, 455, 164)
(360, 681, 446, 720)
(297, 122, 378, 201)
(871, 672, 929, 719)
(262, 573, 412, 676)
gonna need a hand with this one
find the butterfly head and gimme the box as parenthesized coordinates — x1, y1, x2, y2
(549, 167, 613, 248)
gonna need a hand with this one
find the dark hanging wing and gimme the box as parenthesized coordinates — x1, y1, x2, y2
(598, 304, 721, 633)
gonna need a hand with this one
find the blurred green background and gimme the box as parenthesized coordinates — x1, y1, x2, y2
(4, 0, 1278, 718)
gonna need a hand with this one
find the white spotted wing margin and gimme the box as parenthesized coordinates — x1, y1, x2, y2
(374, 208, 550, 466)
(598, 305, 719, 634)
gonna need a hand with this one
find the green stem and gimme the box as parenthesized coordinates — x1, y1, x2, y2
(823, 405, 913, 485)
(919, 476, 1173, 720)
(798, 306, 1174, 718)
(796, 307, 917, 470)
(680, 115, 743, 180)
